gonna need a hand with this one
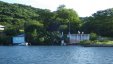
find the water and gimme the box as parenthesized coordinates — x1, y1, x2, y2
(0, 46, 113, 64)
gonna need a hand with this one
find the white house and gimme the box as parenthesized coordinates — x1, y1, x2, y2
(0, 25, 5, 30)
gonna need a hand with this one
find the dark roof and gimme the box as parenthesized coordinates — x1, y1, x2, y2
(16, 34, 25, 37)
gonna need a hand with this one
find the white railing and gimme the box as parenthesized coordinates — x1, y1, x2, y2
(67, 34, 90, 43)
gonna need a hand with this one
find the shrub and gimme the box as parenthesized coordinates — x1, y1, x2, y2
(90, 33, 98, 41)
(79, 40, 92, 45)
(0, 35, 12, 45)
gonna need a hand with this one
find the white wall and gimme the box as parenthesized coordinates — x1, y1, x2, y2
(67, 34, 90, 43)
(0, 28, 4, 30)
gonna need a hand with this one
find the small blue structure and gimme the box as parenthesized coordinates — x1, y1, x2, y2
(13, 34, 25, 45)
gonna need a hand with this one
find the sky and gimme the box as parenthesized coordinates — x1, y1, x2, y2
(0, 0, 113, 17)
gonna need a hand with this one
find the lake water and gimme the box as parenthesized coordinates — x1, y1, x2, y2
(0, 46, 113, 64)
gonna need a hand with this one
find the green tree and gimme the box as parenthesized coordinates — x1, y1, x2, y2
(55, 5, 81, 33)
(82, 8, 113, 37)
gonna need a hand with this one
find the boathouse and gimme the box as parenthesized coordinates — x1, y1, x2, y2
(13, 34, 26, 45)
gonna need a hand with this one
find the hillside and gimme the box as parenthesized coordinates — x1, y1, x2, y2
(0, 1, 81, 45)
(0, 1, 51, 26)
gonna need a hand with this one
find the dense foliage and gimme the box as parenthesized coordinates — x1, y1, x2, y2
(0, 1, 80, 45)
(81, 8, 113, 37)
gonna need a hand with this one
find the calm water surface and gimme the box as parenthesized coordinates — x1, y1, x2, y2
(0, 46, 113, 64)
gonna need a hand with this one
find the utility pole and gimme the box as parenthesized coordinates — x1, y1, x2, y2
(68, 21, 70, 35)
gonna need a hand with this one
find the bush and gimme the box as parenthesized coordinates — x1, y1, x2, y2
(0, 35, 12, 45)
(90, 33, 98, 41)
(79, 40, 92, 45)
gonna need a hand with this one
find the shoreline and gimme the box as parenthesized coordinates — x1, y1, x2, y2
(1, 44, 113, 47)
(81, 44, 113, 47)
(1, 42, 113, 47)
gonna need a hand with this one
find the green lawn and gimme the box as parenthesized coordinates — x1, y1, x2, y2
(96, 41, 113, 45)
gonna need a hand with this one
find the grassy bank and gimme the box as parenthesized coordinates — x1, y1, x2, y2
(79, 40, 113, 47)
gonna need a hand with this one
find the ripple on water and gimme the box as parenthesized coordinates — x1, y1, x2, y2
(0, 46, 113, 64)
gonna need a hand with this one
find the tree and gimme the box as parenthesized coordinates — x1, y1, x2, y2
(82, 8, 113, 37)
(25, 20, 44, 45)
(55, 5, 81, 33)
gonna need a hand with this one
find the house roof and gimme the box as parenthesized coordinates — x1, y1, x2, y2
(15, 34, 25, 37)
(0, 25, 5, 28)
